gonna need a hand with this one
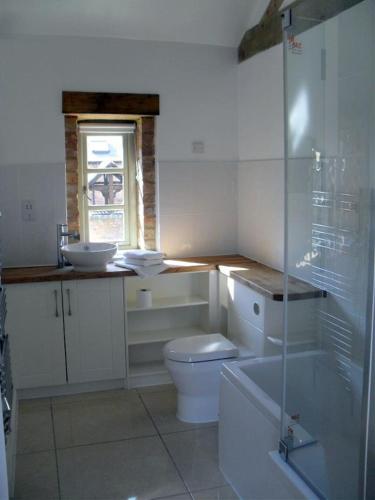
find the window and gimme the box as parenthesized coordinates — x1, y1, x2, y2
(78, 122, 137, 249)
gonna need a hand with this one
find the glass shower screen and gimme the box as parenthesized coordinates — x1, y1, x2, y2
(282, 1, 375, 498)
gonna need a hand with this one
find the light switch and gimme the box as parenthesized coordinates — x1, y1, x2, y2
(22, 200, 36, 222)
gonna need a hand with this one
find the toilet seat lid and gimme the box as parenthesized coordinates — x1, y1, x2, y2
(164, 333, 238, 363)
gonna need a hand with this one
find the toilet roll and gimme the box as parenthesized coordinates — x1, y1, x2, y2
(136, 289, 152, 308)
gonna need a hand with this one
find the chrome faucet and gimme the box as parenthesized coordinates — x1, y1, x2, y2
(57, 223, 80, 268)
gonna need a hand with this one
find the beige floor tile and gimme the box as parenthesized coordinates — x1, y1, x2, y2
(163, 427, 227, 493)
(140, 390, 217, 434)
(137, 384, 177, 395)
(52, 388, 135, 405)
(14, 450, 59, 499)
(17, 398, 54, 454)
(57, 435, 188, 500)
(191, 485, 238, 500)
(18, 398, 51, 410)
(53, 390, 156, 448)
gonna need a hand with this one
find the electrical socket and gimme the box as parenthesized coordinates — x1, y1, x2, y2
(22, 200, 36, 222)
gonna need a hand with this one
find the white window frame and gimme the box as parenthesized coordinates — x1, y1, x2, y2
(78, 122, 138, 249)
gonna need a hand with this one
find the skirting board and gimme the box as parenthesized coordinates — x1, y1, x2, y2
(17, 378, 126, 399)
(17, 374, 173, 398)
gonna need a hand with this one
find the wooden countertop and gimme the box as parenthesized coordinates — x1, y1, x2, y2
(219, 264, 326, 302)
(1, 255, 245, 284)
(2, 254, 325, 301)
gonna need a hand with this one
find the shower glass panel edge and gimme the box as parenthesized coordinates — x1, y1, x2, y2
(281, 1, 375, 499)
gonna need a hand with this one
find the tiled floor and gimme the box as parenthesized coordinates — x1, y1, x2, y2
(14, 384, 238, 500)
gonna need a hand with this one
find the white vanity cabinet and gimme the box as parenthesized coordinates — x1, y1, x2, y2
(6, 269, 218, 391)
(6, 278, 126, 390)
(62, 278, 126, 384)
(6, 282, 67, 389)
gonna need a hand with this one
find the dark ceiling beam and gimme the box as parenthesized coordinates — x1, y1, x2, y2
(238, 0, 364, 63)
(238, 0, 284, 63)
(62, 91, 160, 116)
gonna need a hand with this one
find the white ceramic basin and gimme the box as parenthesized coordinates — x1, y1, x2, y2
(61, 242, 117, 272)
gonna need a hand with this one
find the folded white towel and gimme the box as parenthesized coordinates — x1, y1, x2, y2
(115, 262, 169, 278)
(125, 257, 163, 267)
(124, 250, 164, 260)
(125, 255, 162, 263)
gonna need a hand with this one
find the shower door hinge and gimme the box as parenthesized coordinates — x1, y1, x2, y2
(279, 439, 289, 462)
(281, 9, 292, 30)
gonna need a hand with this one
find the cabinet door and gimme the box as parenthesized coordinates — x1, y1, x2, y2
(6, 283, 66, 389)
(63, 278, 126, 384)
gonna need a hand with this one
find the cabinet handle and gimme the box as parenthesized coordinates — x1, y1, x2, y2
(54, 290, 59, 317)
(66, 289, 72, 316)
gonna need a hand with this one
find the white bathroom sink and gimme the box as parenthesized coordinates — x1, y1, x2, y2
(61, 242, 117, 272)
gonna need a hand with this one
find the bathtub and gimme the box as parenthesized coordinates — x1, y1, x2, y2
(219, 351, 325, 500)
(219, 350, 366, 500)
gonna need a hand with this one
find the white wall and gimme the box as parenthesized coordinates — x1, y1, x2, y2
(237, 44, 284, 270)
(0, 36, 239, 265)
(0, 163, 66, 267)
(159, 161, 237, 257)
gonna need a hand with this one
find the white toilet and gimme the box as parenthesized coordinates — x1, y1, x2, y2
(163, 333, 246, 423)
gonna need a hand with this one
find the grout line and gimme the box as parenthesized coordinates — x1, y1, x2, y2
(49, 400, 62, 500)
(17, 390, 226, 500)
(137, 391, 194, 500)
(50, 432, 160, 452)
(158, 423, 217, 437)
(16, 446, 56, 457)
(135, 388, 217, 436)
(137, 391, 229, 497)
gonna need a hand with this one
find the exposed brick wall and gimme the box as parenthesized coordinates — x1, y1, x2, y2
(139, 117, 157, 250)
(63, 113, 157, 250)
(64, 115, 80, 236)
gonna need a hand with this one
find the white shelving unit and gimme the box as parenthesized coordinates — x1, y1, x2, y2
(129, 361, 167, 378)
(128, 326, 207, 346)
(127, 296, 209, 312)
(125, 271, 217, 387)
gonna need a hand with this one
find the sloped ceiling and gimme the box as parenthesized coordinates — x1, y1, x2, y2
(0, 0, 275, 47)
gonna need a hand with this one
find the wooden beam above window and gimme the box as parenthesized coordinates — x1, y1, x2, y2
(62, 91, 160, 116)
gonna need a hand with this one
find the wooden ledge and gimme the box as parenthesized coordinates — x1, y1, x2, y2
(2, 254, 326, 302)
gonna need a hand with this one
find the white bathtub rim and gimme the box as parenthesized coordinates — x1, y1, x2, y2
(221, 360, 281, 429)
(221, 350, 325, 430)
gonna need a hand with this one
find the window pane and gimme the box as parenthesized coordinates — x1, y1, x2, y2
(86, 135, 124, 169)
(87, 173, 124, 206)
(88, 210, 125, 242)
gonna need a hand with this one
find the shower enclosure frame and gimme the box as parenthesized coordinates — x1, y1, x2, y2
(280, 1, 375, 498)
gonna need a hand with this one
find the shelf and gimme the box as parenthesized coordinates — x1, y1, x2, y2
(127, 295, 208, 312)
(128, 326, 207, 346)
(267, 335, 316, 347)
(129, 360, 168, 377)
